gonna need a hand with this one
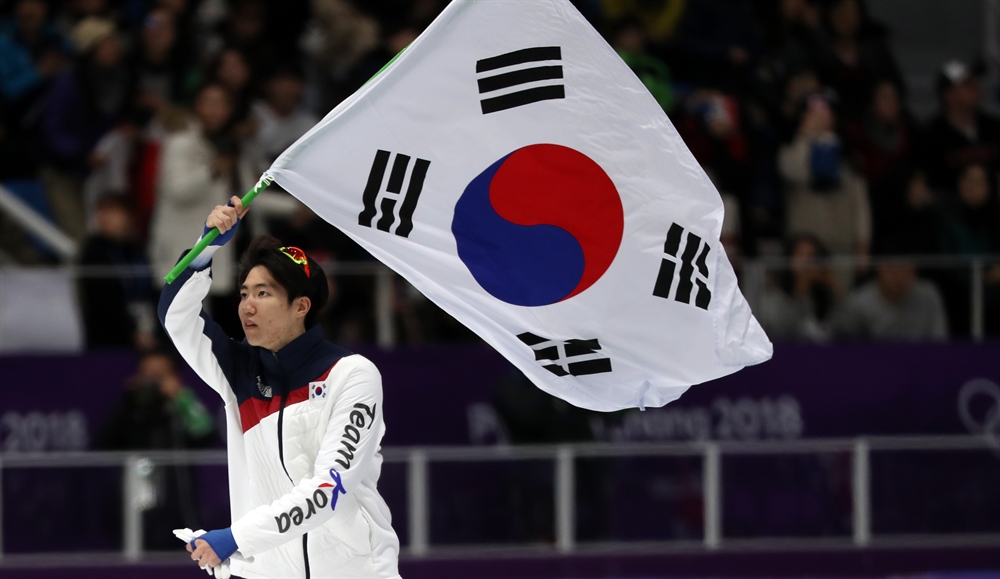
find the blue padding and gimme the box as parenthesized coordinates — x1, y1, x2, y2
(2, 180, 53, 221)
(2, 179, 59, 259)
(203, 219, 240, 247)
(190, 528, 238, 561)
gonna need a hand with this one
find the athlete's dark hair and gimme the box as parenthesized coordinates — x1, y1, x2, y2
(237, 235, 328, 329)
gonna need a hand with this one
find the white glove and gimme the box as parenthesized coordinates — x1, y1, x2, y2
(173, 528, 231, 579)
(172, 527, 206, 544)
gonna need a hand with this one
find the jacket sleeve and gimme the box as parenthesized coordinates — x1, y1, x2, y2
(230, 358, 384, 557)
(158, 262, 247, 404)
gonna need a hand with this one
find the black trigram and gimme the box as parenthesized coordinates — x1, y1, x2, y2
(517, 332, 612, 377)
(358, 150, 430, 238)
(652, 223, 712, 309)
(476, 46, 565, 114)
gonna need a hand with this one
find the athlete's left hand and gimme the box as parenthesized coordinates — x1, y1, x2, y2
(188, 538, 222, 569)
(206, 196, 249, 235)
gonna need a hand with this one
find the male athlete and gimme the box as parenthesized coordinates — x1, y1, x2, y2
(158, 197, 400, 578)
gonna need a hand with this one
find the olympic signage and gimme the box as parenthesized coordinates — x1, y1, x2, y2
(2, 342, 999, 450)
(958, 378, 1000, 452)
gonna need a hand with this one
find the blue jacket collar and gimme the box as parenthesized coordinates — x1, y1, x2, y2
(258, 324, 326, 381)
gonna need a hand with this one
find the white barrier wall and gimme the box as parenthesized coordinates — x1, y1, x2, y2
(0, 267, 83, 353)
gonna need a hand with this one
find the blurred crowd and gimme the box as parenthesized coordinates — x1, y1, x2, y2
(0, 0, 998, 349)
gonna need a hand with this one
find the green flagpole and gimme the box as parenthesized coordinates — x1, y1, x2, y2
(163, 174, 274, 284)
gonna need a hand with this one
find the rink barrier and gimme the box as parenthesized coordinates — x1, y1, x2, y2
(0, 434, 997, 561)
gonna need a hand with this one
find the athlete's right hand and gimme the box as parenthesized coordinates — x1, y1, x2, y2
(206, 196, 249, 234)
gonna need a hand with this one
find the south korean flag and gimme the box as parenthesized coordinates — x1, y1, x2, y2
(266, 0, 772, 412)
(309, 381, 327, 400)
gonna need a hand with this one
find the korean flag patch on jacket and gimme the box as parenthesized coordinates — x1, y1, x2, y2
(309, 381, 328, 400)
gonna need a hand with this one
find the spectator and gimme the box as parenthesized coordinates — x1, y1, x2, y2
(939, 163, 1000, 255)
(300, 0, 380, 112)
(672, 0, 760, 94)
(493, 370, 596, 443)
(131, 8, 189, 125)
(845, 80, 916, 246)
(0, 0, 994, 346)
(816, 0, 902, 119)
(56, 0, 115, 31)
(246, 66, 317, 173)
(248, 0, 310, 67)
(218, 0, 275, 78)
(935, 163, 1000, 336)
(82, 121, 137, 225)
(100, 348, 215, 449)
(148, 83, 240, 327)
(758, 234, 842, 341)
(40, 17, 130, 243)
(0, 0, 68, 179)
(209, 47, 255, 133)
(151, 0, 199, 57)
(775, 68, 822, 141)
(676, 89, 755, 254)
(235, 66, 319, 242)
(99, 348, 216, 549)
(845, 80, 914, 190)
(678, 90, 752, 198)
(779, 92, 871, 259)
(78, 194, 156, 349)
(830, 258, 948, 341)
(346, 22, 420, 99)
(130, 9, 199, 243)
(753, 0, 826, 125)
(612, 18, 675, 114)
(0, 0, 67, 105)
(601, 0, 686, 50)
(921, 60, 1000, 192)
(738, 68, 825, 248)
(490, 370, 605, 541)
(878, 167, 940, 255)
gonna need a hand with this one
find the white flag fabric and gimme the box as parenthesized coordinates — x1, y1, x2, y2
(268, 0, 772, 412)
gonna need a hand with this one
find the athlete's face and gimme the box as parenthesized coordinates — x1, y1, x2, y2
(239, 266, 310, 352)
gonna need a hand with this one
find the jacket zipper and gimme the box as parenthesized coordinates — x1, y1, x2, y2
(302, 535, 310, 579)
(273, 350, 311, 579)
(275, 351, 293, 482)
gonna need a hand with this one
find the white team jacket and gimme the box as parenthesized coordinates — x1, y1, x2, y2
(159, 264, 401, 578)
